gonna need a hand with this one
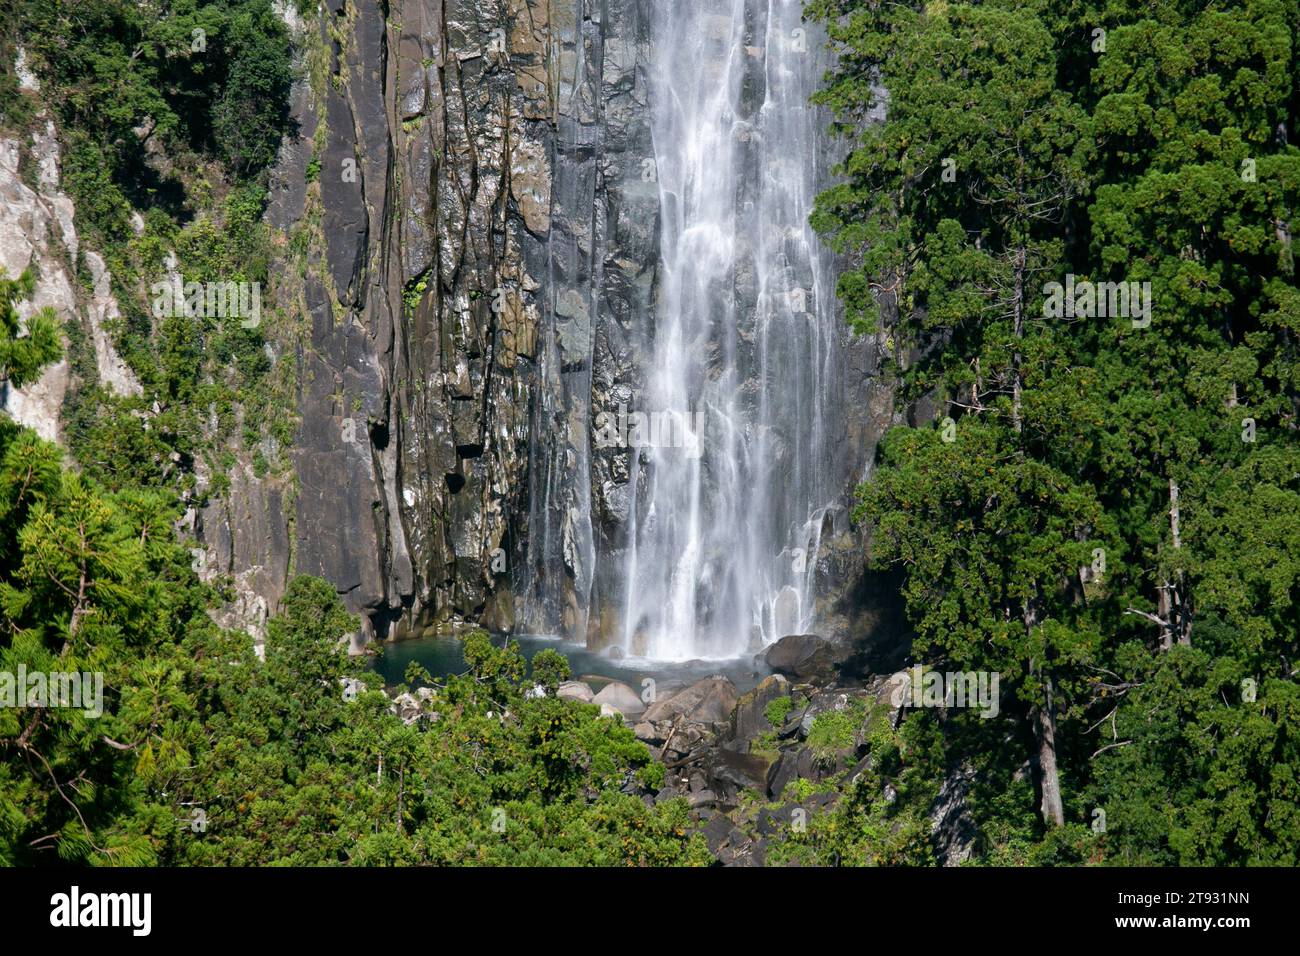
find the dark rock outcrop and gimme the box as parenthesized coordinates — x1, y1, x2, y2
(762, 633, 851, 683)
(930, 762, 979, 866)
(730, 674, 790, 748)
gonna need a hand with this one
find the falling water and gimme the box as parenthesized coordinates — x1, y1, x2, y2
(522, 0, 842, 662)
(619, 0, 840, 660)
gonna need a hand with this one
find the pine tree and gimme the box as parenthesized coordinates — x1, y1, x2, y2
(0, 269, 61, 392)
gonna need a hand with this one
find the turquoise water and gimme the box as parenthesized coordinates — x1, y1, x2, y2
(371, 632, 768, 694)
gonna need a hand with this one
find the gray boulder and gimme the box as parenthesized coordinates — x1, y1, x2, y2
(642, 675, 738, 726)
(762, 634, 851, 683)
(592, 680, 645, 718)
(730, 673, 790, 745)
(707, 748, 776, 797)
(766, 746, 820, 801)
(558, 680, 595, 703)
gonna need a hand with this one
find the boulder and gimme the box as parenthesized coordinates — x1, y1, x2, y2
(650, 678, 688, 701)
(730, 673, 790, 745)
(592, 680, 645, 717)
(718, 836, 765, 867)
(707, 748, 776, 796)
(642, 675, 738, 727)
(766, 746, 819, 801)
(557, 680, 595, 703)
(701, 815, 742, 855)
(390, 691, 422, 725)
(688, 789, 718, 809)
(658, 721, 712, 761)
(762, 633, 851, 683)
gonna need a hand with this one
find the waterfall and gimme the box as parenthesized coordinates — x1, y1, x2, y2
(523, 0, 842, 662)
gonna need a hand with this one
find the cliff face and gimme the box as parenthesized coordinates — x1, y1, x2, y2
(0, 114, 141, 444)
(199, 0, 895, 647)
(200, 0, 571, 642)
(1, 0, 891, 649)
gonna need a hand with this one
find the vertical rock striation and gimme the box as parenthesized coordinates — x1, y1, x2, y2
(228, 0, 570, 641)
(202, 0, 893, 654)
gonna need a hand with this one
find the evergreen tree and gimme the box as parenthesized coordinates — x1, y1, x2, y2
(0, 269, 61, 391)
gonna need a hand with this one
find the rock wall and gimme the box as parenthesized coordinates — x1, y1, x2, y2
(5, 1, 896, 655)
(516, 0, 657, 646)
(208, 0, 571, 642)
(1, 108, 141, 442)
(203, 0, 667, 644)
(212, 0, 895, 650)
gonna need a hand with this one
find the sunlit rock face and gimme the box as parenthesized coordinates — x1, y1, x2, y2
(0, 120, 140, 443)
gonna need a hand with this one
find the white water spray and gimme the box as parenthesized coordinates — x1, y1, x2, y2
(617, 0, 840, 660)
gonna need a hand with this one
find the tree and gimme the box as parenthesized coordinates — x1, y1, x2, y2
(0, 269, 61, 391)
(812, 0, 1300, 853)
(0, 420, 202, 865)
(857, 421, 1115, 828)
(811, 0, 1102, 828)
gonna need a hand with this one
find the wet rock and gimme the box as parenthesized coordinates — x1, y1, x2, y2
(708, 748, 775, 797)
(813, 519, 912, 673)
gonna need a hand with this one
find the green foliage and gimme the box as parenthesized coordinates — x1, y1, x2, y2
(769, 708, 936, 866)
(807, 703, 863, 767)
(811, 0, 1300, 864)
(0, 419, 710, 865)
(210, 5, 294, 175)
(0, 269, 61, 389)
(15, 0, 293, 185)
(0, 420, 207, 865)
(765, 694, 794, 729)
(176, 623, 709, 865)
(168, 624, 708, 866)
(7, 2, 297, 499)
(530, 648, 571, 695)
(403, 272, 430, 313)
(0, 32, 37, 133)
(4, 0, 1299, 870)
(1087, 643, 1300, 865)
